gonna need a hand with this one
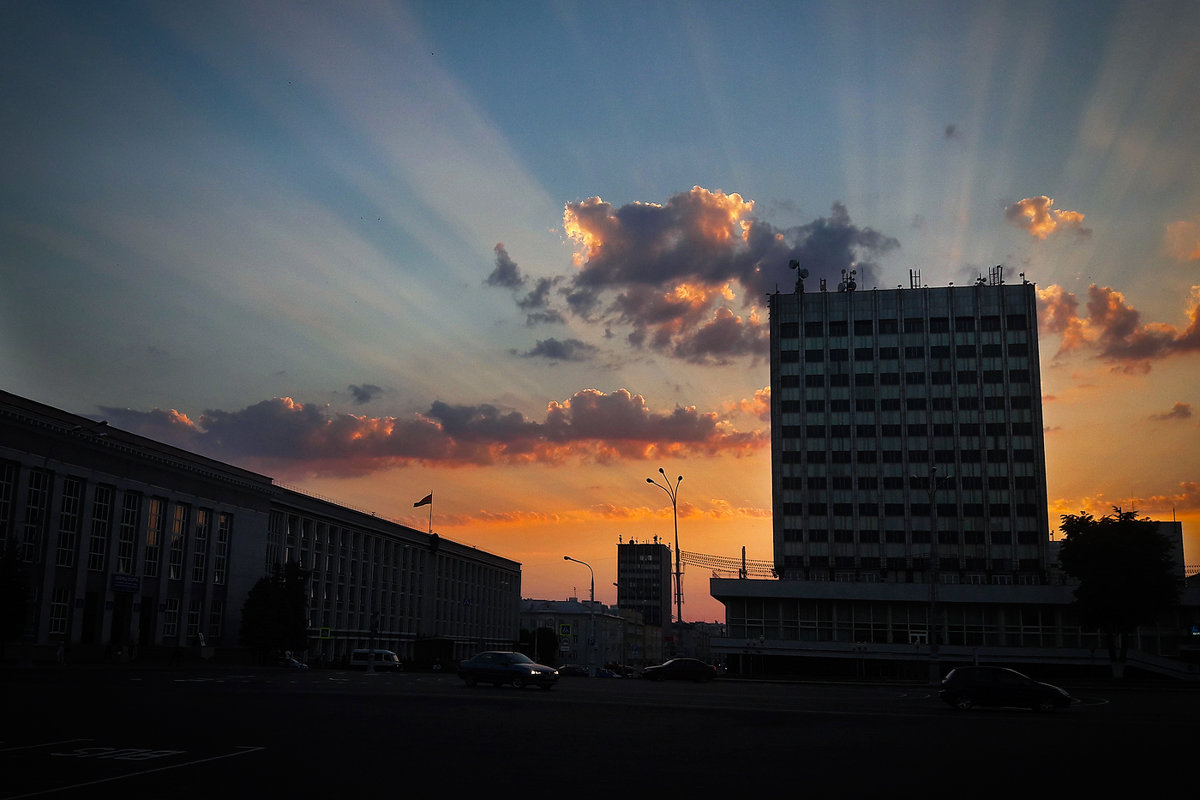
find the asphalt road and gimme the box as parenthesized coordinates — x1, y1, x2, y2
(3, 666, 1196, 797)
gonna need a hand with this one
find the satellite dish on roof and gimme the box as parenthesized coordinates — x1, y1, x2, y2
(788, 260, 807, 293)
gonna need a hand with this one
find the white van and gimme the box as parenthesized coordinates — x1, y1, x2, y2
(349, 649, 402, 670)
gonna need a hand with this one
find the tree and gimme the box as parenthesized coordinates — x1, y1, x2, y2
(1058, 507, 1179, 678)
(239, 561, 312, 663)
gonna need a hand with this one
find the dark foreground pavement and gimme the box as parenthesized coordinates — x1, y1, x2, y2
(3, 666, 1196, 797)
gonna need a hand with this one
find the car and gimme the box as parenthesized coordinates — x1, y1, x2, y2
(556, 664, 589, 677)
(641, 657, 717, 682)
(278, 655, 309, 670)
(459, 651, 559, 689)
(939, 666, 1072, 712)
(349, 649, 403, 671)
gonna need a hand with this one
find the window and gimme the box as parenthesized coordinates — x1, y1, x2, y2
(929, 317, 950, 333)
(88, 486, 113, 572)
(854, 320, 874, 335)
(145, 498, 165, 577)
(187, 598, 203, 641)
(56, 477, 83, 568)
(169, 504, 188, 580)
(805, 322, 823, 336)
(117, 493, 140, 575)
(192, 508, 210, 582)
(214, 513, 231, 585)
(22, 469, 51, 562)
(878, 319, 898, 334)
(49, 588, 71, 636)
(805, 349, 824, 362)
(904, 318, 924, 333)
(780, 322, 799, 338)
(163, 598, 180, 639)
(829, 321, 848, 336)
(208, 600, 224, 643)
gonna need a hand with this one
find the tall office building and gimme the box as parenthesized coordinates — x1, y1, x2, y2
(769, 272, 1051, 586)
(616, 541, 672, 627)
(709, 271, 1194, 675)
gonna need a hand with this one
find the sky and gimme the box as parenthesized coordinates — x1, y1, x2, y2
(2, 0, 1199, 622)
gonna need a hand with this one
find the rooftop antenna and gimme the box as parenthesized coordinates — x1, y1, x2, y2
(909, 269, 921, 289)
(989, 265, 1004, 285)
(838, 267, 857, 292)
(788, 259, 808, 293)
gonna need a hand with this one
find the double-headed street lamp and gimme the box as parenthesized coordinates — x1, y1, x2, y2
(646, 468, 683, 627)
(563, 555, 595, 677)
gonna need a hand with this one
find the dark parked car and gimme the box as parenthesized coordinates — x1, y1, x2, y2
(641, 658, 717, 682)
(459, 651, 558, 689)
(557, 664, 589, 677)
(939, 666, 1072, 711)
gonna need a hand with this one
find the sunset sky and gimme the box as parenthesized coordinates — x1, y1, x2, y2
(3, 1, 1198, 622)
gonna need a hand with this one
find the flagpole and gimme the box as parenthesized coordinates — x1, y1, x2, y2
(427, 491, 432, 534)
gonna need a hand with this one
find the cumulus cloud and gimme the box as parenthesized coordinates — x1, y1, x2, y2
(552, 187, 898, 363)
(1005, 195, 1091, 239)
(98, 389, 767, 477)
(348, 384, 382, 404)
(514, 338, 597, 361)
(1036, 283, 1200, 369)
(1150, 401, 1192, 421)
(485, 242, 524, 288)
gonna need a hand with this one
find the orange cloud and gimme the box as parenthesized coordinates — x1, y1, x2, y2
(724, 386, 771, 422)
(1005, 195, 1091, 239)
(99, 388, 769, 478)
(1050, 482, 1200, 523)
(1036, 283, 1200, 368)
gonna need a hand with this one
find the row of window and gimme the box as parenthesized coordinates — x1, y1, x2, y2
(46, 588, 225, 645)
(781, 475, 1040, 490)
(796, 343, 1029, 361)
(0, 462, 230, 585)
(780, 502, 1042, 517)
(780, 367, 1032, 387)
(780, 449, 1039, 464)
(779, 314, 1029, 338)
(779, 396, 1034, 414)
(783, 422, 1037, 437)
(780, 529, 1043, 544)
(777, 556, 1043, 571)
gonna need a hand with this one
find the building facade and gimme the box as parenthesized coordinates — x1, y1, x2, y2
(520, 598, 659, 669)
(770, 275, 1050, 584)
(708, 275, 1198, 678)
(0, 390, 521, 666)
(616, 540, 671, 627)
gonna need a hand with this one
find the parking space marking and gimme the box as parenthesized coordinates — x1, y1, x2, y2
(4, 744, 264, 799)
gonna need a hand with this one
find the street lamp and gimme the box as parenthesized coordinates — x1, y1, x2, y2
(563, 555, 595, 677)
(916, 465, 951, 687)
(646, 468, 684, 630)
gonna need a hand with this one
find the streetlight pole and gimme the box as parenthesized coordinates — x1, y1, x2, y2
(646, 468, 684, 635)
(564, 556, 595, 677)
(918, 465, 950, 687)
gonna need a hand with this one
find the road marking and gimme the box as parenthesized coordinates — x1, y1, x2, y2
(0, 739, 91, 753)
(5, 746, 265, 799)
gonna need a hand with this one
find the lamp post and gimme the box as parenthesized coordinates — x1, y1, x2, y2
(917, 465, 950, 687)
(647, 468, 684, 640)
(564, 555, 595, 677)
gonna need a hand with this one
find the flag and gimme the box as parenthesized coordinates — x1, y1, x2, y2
(413, 493, 432, 507)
